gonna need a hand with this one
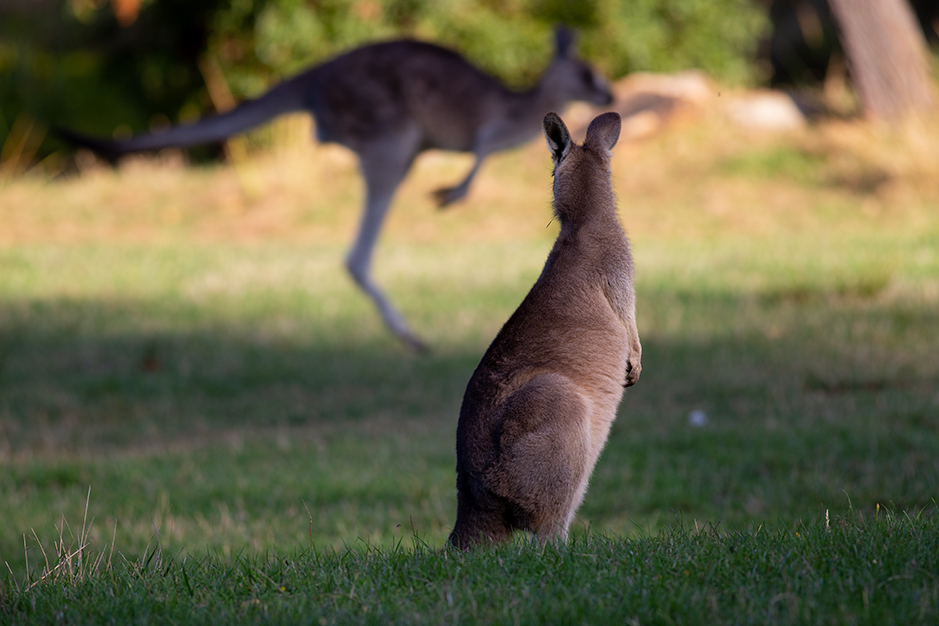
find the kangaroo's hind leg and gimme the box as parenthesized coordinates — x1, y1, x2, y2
(486, 373, 593, 543)
(448, 477, 514, 550)
(346, 126, 426, 352)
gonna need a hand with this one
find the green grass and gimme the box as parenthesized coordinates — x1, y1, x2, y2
(3, 509, 937, 625)
(1, 115, 939, 622)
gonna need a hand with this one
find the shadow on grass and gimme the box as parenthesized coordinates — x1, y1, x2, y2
(1, 287, 937, 533)
(2, 286, 937, 446)
(0, 298, 483, 453)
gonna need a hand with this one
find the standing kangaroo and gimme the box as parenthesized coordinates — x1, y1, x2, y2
(448, 111, 640, 550)
(59, 28, 613, 351)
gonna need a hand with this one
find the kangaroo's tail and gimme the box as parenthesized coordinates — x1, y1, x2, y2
(56, 78, 308, 160)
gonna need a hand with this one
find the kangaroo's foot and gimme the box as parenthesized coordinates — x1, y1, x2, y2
(368, 286, 429, 353)
(372, 298, 430, 354)
(345, 258, 429, 354)
(432, 184, 468, 208)
(398, 328, 430, 354)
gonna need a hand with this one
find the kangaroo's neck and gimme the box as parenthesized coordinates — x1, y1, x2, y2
(531, 62, 579, 110)
(553, 168, 618, 232)
(510, 64, 568, 116)
(492, 62, 578, 149)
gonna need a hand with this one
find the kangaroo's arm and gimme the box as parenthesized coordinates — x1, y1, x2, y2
(433, 148, 487, 207)
(603, 268, 642, 387)
(433, 109, 545, 208)
(432, 49, 613, 209)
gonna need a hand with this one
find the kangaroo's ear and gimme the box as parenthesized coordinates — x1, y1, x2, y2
(554, 26, 575, 58)
(584, 112, 622, 153)
(543, 112, 572, 164)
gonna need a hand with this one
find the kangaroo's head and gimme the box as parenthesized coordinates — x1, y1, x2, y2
(543, 111, 621, 223)
(544, 27, 614, 107)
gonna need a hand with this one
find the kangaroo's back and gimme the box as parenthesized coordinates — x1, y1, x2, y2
(305, 36, 611, 155)
(449, 111, 641, 550)
(304, 41, 507, 150)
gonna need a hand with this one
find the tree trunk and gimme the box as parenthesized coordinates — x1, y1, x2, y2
(828, 0, 936, 121)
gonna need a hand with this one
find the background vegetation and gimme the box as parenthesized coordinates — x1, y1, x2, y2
(2, 0, 766, 164)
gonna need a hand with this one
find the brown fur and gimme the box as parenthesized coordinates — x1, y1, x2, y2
(448, 111, 641, 549)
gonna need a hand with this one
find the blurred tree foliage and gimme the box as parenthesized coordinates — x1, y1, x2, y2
(0, 0, 767, 165)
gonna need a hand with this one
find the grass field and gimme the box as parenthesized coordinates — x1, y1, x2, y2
(1, 108, 938, 622)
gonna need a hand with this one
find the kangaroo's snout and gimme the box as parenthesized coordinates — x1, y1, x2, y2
(594, 87, 615, 106)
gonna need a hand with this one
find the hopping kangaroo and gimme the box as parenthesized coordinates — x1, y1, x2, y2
(59, 28, 613, 351)
(448, 111, 641, 549)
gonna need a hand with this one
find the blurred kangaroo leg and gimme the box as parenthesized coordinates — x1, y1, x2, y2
(345, 128, 427, 351)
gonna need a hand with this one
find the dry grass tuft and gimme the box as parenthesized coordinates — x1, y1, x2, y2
(5, 487, 114, 591)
